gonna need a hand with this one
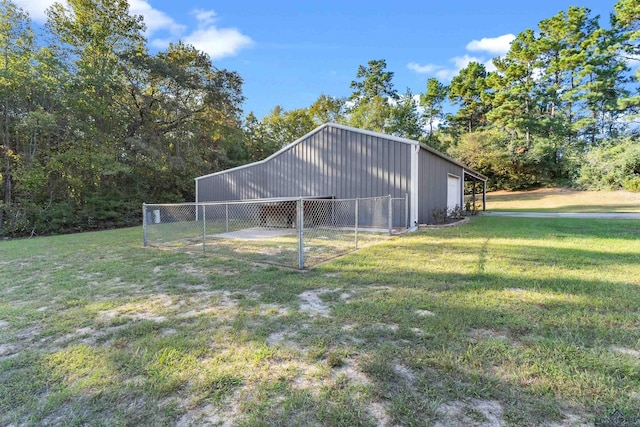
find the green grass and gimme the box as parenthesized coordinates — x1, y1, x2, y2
(1, 217, 639, 426)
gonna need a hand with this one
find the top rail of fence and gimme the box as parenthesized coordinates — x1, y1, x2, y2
(143, 195, 397, 208)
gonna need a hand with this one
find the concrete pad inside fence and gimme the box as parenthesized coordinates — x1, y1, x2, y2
(209, 227, 297, 240)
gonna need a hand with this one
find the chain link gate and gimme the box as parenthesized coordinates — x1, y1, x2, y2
(143, 195, 409, 269)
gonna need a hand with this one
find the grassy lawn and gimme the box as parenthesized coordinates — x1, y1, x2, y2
(1, 217, 639, 426)
(486, 188, 640, 212)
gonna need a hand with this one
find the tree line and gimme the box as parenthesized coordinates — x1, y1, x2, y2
(0, 0, 638, 237)
(1, 0, 245, 236)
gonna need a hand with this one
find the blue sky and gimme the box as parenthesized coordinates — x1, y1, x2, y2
(18, 0, 616, 118)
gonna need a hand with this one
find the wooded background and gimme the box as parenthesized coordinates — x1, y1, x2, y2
(1, 0, 638, 236)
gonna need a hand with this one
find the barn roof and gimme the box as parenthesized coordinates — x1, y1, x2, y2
(195, 123, 487, 182)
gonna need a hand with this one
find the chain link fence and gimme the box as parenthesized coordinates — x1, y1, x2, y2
(143, 195, 409, 269)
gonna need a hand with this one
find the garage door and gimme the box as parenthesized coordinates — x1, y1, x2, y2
(447, 174, 461, 212)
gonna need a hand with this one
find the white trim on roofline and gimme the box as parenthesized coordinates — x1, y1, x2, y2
(194, 122, 486, 182)
(328, 123, 419, 146)
(196, 123, 332, 181)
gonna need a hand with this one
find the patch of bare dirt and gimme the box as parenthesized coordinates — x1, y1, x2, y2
(393, 363, 416, 385)
(76, 272, 102, 281)
(0, 343, 18, 357)
(266, 331, 287, 346)
(339, 291, 354, 301)
(290, 361, 324, 389)
(469, 328, 510, 342)
(233, 245, 283, 256)
(52, 324, 129, 348)
(259, 304, 289, 316)
(368, 401, 392, 427)
(434, 399, 504, 427)
(333, 360, 371, 386)
(175, 403, 232, 427)
(547, 412, 591, 427)
(610, 345, 640, 358)
(416, 309, 436, 317)
(98, 291, 239, 323)
(15, 325, 41, 340)
(371, 323, 399, 332)
(212, 268, 239, 276)
(299, 289, 330, 317)
(179, 264, 211, 280)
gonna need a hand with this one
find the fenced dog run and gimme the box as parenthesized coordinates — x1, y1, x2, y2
(143, 195, 409, 269)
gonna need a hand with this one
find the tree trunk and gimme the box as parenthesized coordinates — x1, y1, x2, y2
(2, 46, 11, 208)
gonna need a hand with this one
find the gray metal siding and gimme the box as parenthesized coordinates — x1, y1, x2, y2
(418, 150, 464, 224)
(197, 126, 412, 203)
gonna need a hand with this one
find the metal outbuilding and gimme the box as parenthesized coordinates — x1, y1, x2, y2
(195, 123, 487, 226)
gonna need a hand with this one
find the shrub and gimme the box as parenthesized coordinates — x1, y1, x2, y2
(448, 205, 464, 219)
(431, 208, 446, 224)
(623, 176, 640, 192)
(577, 139, 640, 190)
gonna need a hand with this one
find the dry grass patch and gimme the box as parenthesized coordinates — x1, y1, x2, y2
(486, 187, 640, 212)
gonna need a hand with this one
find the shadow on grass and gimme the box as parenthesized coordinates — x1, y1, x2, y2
(442, 216, 640, 241)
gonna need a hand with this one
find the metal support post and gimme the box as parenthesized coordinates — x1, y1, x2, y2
(354, 198, 359, 250)
(142, 204, 148, 246)
(388, 194, 393, 235)
(225, 204, 229, 232)
(483, 180, 487, 211)
(202, 204, 206, 254)
(297, 198, 304, 269)
(405, 193, 409, 229)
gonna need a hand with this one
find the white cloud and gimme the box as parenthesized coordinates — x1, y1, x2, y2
(192, 9, 216, 26)
(451, 54, 486, 70)
(407, 62, 439, 74)
(15, 0, 184, 37)
(408, 34, 512, 81)
(14, 0, 54, 22)
(466, 34, 515, 55)
(149, 37, 174, 50)
(12, 1, 253, 60)
(183, 26, 253, 60)
(409, 55, 495, 82)
(178, 9, 253, 60)
(627, 54, 640, 68)
(129, 0, 185, 36)
(434, 69, 459, 81)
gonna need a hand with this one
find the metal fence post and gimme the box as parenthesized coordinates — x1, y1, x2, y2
(142, 203, 148, 246)
(354, 198, 359, 250)
(388, 194, 393, 235)
(225, 203, 229, 232)
(202, 204, 206, 254)
(297, 198, 304, 269)
(405, 193, 409, 229)
(331, 197, 336, 227)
